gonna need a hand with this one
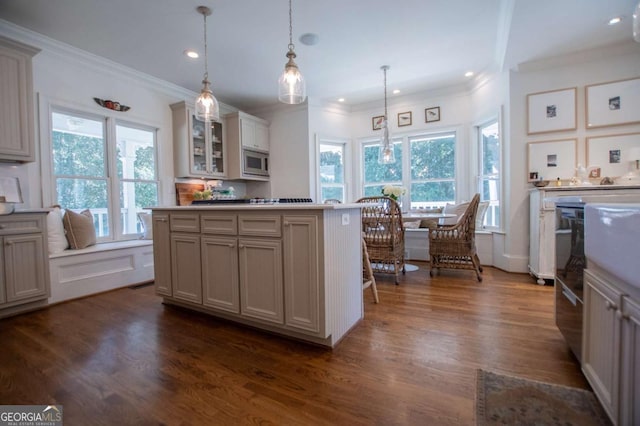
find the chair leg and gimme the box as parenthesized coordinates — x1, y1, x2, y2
(472, 254, 483, 282)
(474, 254, 483, 272)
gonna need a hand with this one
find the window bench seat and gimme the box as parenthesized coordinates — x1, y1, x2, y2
(404, 228, 493, 265)
(48, 240, 154, 304)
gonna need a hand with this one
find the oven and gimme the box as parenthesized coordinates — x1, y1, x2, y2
(555, 202, 585, 362)
(242, 149, 269, 177)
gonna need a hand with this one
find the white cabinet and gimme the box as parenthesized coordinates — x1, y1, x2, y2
(0, 36, 39, 162)
(152, 206, 363, 347)
(283, 215, 320, 333)
(152, 213, 171, 296)
(170, 101, 226, 178)
(225, 111, 270, 181)
(239, 238, 283, 324)
(202, 236, 239, 313)
(528, 187, 640, 284)
(0, 212, 50, 316)
(582, 268, 640, 425)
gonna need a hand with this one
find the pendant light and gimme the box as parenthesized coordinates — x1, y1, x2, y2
(278, 0, 306, 104)
(378, 65, 395, 164)
(195, 6, 220, 122)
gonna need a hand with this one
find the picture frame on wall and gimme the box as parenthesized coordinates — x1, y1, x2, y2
(372, 115, 384, 131)
(425, 107, 440, 123)
(526, 138, 578, 182)
(398, 111, 412, 127)
(527, 87, 577, 135)
(585, 77, 640, 129)
(586, 133, 640, 178)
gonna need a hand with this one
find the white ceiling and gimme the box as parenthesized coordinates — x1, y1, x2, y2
(0, 0, 637, 110)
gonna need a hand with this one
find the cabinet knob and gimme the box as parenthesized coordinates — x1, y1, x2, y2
(0, 225, 5, 229)
(284, 222, 290, 226)
(239, 244, 244, 249)
(228, 244, 235, 248)
(605, 300, 618, 311)
(5, 241, 13, 246)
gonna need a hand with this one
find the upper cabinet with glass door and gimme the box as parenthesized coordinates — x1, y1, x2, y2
(171, 101, 225, 178)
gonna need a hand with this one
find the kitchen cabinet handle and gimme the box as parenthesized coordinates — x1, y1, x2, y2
(5, 241, 13, 246)
(239, 244, 244, 249)
(284, 222, 290, 226)
(605, 300, 618, 311)
(228, 244, 235, 248)
(0, 225, 5, 229)
(155, 218, 167, 222)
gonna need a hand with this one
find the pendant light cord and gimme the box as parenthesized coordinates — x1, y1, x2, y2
(203, 11, 209, 80)
(288, 0, 294, 51)
(383, 67, 388, 120)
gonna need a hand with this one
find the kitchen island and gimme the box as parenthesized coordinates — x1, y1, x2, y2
(149, 203, 366, 347)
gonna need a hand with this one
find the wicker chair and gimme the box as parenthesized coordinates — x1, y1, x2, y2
(356, 196, 405, 284)
(429, 194, 483, 282)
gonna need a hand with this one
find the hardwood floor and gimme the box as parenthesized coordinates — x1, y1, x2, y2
(0, 263, 586, 425)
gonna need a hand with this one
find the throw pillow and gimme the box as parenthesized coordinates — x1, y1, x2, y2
(46, 205, 69, 254)
(63, 209, 97, 249)
(138, 212, 153, 239)
(443, 202, 470, 225)
(476, 201, 490, 229)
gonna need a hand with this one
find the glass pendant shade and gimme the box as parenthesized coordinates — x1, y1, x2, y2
(378, 120, 395, 164)
(278, 51, 306, 104)
(278, 0, 306, 104)
(194, 6, 219, 122)
(195, 78, 220, 122)
(634, 1, 640, 42)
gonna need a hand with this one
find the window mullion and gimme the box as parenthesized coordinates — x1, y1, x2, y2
(105, 117, 120, 239)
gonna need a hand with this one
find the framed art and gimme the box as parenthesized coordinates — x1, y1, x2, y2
(586, 77, 640, 129)
(372, 115, 384, 131)
(586, 133, 640, 178)
(398, 111, 412, 127)
(527, 87, 577, 135)
(425, 107, 440, 123)
(527, 138, 577, 182)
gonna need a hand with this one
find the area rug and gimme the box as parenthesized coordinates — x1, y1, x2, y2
(476, 369, 611, 426)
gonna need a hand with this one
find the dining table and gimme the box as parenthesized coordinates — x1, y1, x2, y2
(402, 211, 457, 271)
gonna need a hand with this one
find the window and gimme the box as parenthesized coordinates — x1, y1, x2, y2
(361, 132, 455, 208)
(478, 119, 501, 228)
(318, 141, 347, 202)
(362, 140, 402, 197)
(51, 109, 158, 241)
(409, 132, 456, 209)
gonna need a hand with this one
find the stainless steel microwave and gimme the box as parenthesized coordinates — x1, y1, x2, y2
(243, 149, 269, 176)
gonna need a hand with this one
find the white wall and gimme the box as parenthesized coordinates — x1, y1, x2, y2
(257, 105, 310, 198)
(507, 41, 640, 270)
(0, 21, 198, 209)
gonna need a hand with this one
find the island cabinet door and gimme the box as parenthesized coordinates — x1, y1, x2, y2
(202, 236, 239, 313)
(620, 295, 640, 426)
(283, 215, 322, 335)
(582, 270, 622, 423)
(153, 213, 172, 296)
(171, 233, 202, 304)
(238, 238, 283, 324)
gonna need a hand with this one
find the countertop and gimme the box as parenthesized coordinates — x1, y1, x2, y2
(148, 203, 372, 211)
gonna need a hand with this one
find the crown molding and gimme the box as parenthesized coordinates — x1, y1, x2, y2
(0, 19, 232, 111)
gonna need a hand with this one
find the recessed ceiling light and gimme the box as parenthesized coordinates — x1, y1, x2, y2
(465, 71, 474, 77)
(608, 16, 622, 25)
(393, 89, 400, 94)
(299, 33, 320, 46)
(184, 49, 199, 59)
(338, 98, 345, 102)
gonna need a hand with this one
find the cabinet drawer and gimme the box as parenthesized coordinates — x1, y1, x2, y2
(238, 214, 281, 237)
(170, 213, 200, 233)
(201, 214, 237, 235)
(0, 214, 44, 235)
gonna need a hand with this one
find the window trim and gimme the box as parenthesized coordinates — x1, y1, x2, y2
(476, 116, 502, 230)
(315, 136, 350, 203)
(358, 128, 459, 207)
(40, 95, 161, 242)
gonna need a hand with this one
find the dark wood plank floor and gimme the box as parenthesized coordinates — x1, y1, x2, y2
(0, 263, 586, 425)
